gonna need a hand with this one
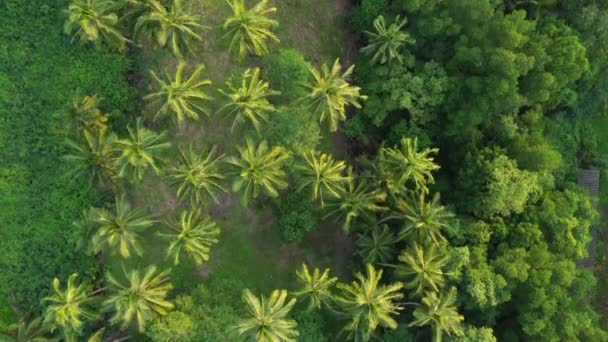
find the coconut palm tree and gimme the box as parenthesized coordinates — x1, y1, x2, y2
(218, 68, 279, 133)
(324, 168, 387, 233)
(159, 209, 220, 265)
(356, 225, 398, 265)
(227, 139, 288, 206)
(302, 59, 366, 132)
(166, 145, 226, 205)
(90, 194, 155, 258)
(0, 313, 55, 342)
(64, 0, 126, 50)
(104, 265, 174, 332)
(395, 192, 452, 245)
(145, 62, 213, 124)
(335, 264, 404, 341)
(409, 288, 464, 342)
(396, 243, 449, 296)
(64, 130, 117, 188)
(74, 208, 104, 256)
(360, 15, 414, 65)
(42, 274, 98, 338)
(135, 0, 207, 57)
(293, 264, 337, 311)
(60, 94, 108, 138)
(223, 0, 279, 60)
(377, 137, 439, 195)
(235, 289, 299, 342)
(113, 118, 171, 181)
(296, 151, 347, 206)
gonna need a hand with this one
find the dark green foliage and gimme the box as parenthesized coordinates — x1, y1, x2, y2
(274, 192, 319, 243)
(266, 105, 321, 154)
(292, 309, 329, 342)
(382, 325, 415, 342)
(262, 48, 310, 103)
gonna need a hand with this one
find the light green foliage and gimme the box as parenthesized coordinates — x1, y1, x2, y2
(113, 118, 171, 181)
(302, 59, 366, 132)
(159, 209, 220, 266)
(293, 264, 337, 311)
(335, 264, 404, 341)
(265, 105, 321, 154)
(448, 325, 496, 342)
(166, 145, 226, 205)
(223, 0, 279, 60)
(227, 139, 289, 206)
(104, 266, 174, 332)
(262, 49, 310, 102)
(64, 129, 117, 188)
(147, 310, 194, 342)
(356, 225, 398, 265)
(410, 287, 464, 342)
(361, 15, 414, 65)
(60, 93, 108, 138)
(295, 151, 347, 206)
(274, 191, 318, 243)
(218, 67, 279, 133)
(395, 193, 453, 245)
(235, 289, 299, 342)
(135, 0, 206, 57)
(397, 243, 449, 296)
(145, 62, 213, 123)
(64, 0, 125, 50)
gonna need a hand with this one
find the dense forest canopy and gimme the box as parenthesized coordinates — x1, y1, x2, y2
(1, 0, 607, 341)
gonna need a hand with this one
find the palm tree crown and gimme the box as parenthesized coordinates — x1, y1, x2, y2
(360, 15, 414, 65)
(166, 144, 226, 205)
(135, 0, 206, 57)
(293, 264, 338, 311)
(223, 0, 279, 60)
(335, 264, 404, 341)
(409, 288, 464, 342)
(356, 225, 398, 265)
(64, 0, 126, 50)
(64, 130, 117, 188)
(235, 289, 299, 342)
(302, 59, 366, 132)
(395, 192, 453, 245)
(145, 62, 213, 124)
(159, 209, 220, 265)
(219, 68, 279, 133)
(397, 243, 450, 296)
(1, 314, 54, 342)
(296, 151, 347, 206)
(104, 266, 174, 332)
(227, 139, 288, 206)
(61, 93, 108, 138)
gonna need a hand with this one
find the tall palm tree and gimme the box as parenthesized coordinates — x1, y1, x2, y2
(395, 192, 452, 245)
(104, 266, 174, 332)
(145, 62, 213, 124)
(90, 195, 155, 258)
(324, 168, 387, 233)
(60, 94, 108, 138)
(42, 274, 98, 338)
(296, 151, 347, 206)
(293, 264, 337, 311)
(0, 314, 54, 342)
(227, 139, 288, 206)
(356, 225, 398, 265)
(135, 0, 207, 57)
(64, 130, 117, 188)
(74, 208, 104, 256)
(396, 243, 449, 296)
(302, 59, 366, 132)
(335, 264, 404, 341)
(409, 288, 464, 342)
(113, 119, 171, 181)
(360, 15, 414, 65)
(377, 137, 439, 195)
(223, 0, 279, 60)
(64, 0, 126, 50)
(159, 209, 220, 265)
(218, 68, 279, 133)
(235, 289, 299, 342)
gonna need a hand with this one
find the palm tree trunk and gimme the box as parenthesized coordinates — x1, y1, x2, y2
(434, 324, 442, 342)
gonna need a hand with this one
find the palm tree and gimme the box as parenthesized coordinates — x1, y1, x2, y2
(235, 289, 299, 342)
(356, 225, 398, 265)
(74, 208, 103, 256)
(395, 192, 453, 245)
(60, 94, 108, 138)
(227, 139, 288, 206)
(135, 0, 207, 57)
(377, 137, 439, 195)
(223, 0, 279, 60)
(42, 274, 98, 337)
(302, 59, 366, 132)
(166, 145, 226, 205)
(0, 314, 54, 342)
(218, 68, 279, 133)
(335, 264, 404, 341)
(409, 288, 464, 342)
(104, 265, 174, 332)
(145, 62, 213, 124)
(396, 243, 449, 296)
(324, 168, 387, 233)
(64, 0, 126, 50)
(159, 209, 220, 265)
(293, 264, 338, 311)
(296, 151, 347, 206)
(64, 130, 117, 188)
(90, 195, 155, 258)
(360, 15, 414, 65)
(113, 118, 171, 181)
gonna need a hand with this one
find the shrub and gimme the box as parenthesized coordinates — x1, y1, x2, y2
(262, 48, 310, 103)
(266, 105, 321, 154)
(274, 192, 319, 243)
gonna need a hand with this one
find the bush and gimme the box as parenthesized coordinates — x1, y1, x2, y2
(293, 309, 329, 342)
(274, 192, 319, 243)
(267, 105, 321, 154)
(262, 48, 310, 103)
